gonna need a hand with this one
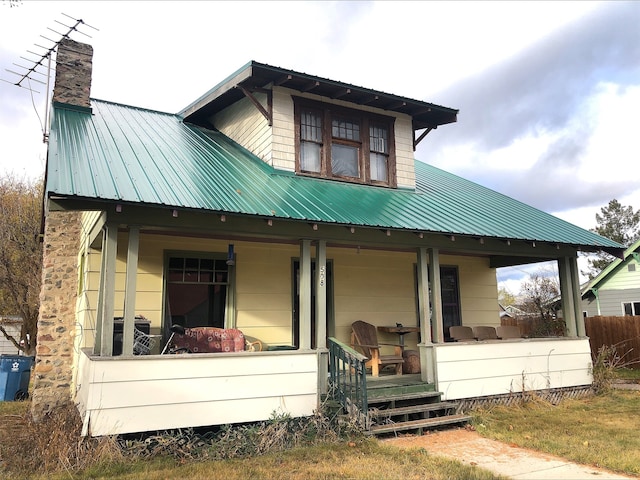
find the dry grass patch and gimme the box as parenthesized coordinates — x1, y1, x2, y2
(472, 390, 640, 476)
(0, 400, 502, 480)
(42, 442, 504, 480)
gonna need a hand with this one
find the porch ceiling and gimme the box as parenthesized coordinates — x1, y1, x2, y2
(46, 100, 623, 258)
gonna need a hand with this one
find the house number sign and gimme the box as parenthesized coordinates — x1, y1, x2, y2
(319, 266, 326, 287)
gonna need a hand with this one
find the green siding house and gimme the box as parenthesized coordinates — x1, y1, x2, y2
(582, 237, 640, 316)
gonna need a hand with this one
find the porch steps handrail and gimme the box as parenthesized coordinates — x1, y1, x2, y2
(327, 337, 369, 428)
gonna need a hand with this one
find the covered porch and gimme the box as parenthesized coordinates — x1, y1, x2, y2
(66, 200, 592, 436)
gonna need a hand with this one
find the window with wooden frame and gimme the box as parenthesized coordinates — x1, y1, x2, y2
(294, 98, 396, 187)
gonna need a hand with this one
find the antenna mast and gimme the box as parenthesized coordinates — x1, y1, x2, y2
(2, 14, 98, 143)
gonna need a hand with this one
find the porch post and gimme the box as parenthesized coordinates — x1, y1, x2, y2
(122, 226, 139, 356)
(315, 240, 327, 349)
(299, 239, 312, 350)
(96, 222, 117, 356)
(558, 257, 577, 337)
(417, 247, 435, 384)
(315, 240, 328, 394)
(569, 255, 586, 337)
(428, 248, 444, 343)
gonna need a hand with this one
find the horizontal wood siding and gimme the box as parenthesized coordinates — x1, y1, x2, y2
(434, 338, 592, 400)
(0, 322, 20, 355)
(77, 349, 319, 436)
(329, 250, 499, 349)
(75, 232, 500, 354)
(211, 95, 272, 165)
(235, 243, 298, 345)
(271, 89, 296, 171)
(583, 288, 640, 316)
(585, 315, 640, 369)
(393, 115, 415, 189)
(330, 248, 418, 348)
(450, 255, 500, 328)
(599, 260, 640, 290)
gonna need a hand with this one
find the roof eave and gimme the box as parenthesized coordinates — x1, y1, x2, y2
(180, 60, 458, 128)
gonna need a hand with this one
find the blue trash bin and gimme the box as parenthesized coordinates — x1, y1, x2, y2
(0, 355, 34, 401)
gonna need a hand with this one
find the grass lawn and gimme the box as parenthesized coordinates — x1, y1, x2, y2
(616, 367, 640, 382)
(0, 400, 502, 480)
(34, 443, 504, 480)
(472, 389, 640, 476)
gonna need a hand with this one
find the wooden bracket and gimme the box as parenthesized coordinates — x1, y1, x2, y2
(238, 85, 272, 126)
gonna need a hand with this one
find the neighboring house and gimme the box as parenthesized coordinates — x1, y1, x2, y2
(582, 237, 640, 317)
(32, 39, 624, 436)
(0, 316, 22, 355)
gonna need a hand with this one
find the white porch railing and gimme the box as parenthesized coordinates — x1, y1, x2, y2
(432, 337, 593, 400)
(76, 349, 319, 436)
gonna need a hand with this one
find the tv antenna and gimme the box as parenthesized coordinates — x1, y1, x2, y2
(2, 13, 98, 143)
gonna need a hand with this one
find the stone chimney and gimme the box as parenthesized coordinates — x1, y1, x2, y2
(52, 38, 93, 109)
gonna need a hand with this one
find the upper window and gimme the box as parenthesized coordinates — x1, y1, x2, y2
(295, 98, 396, 187)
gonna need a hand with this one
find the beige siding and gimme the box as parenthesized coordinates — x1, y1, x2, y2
(447, 255, 500, 328)
(210, 94, 272, 165)
(329, 247, 418, 348)
(75, 231, 500, 353)
(235, 243, 298, 345)
(271, 89, 296, 171)
(393, 115, 416, 188)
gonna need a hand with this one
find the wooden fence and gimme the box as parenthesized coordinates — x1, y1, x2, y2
(502, 315, 640, 369)
(584, 316, 640, 369)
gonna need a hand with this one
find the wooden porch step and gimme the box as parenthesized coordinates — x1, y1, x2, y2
(368, 390, 442, 404)
(368, 414, 472, 436)
(370, 401, 459, 419)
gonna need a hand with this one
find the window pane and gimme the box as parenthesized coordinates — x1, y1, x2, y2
(369, 125, 388, 153)
(301, 110, 322, 142)
(301, 141, 321, 172)
(623, 302, 632, 315)
(331, 144, 359, 177)
(332, 117, 360, 141)
(370, 152, 388, 182)
(200, 259, 214, 271)
(634, 302, 640, 315)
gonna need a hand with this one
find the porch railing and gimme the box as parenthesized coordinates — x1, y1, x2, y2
(328, 337, 369, 427)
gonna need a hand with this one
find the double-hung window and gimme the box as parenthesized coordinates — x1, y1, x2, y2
(295, 98, 396, 187)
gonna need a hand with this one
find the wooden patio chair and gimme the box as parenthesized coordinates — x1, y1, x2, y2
(350, 320, 404, 376)
(449, 326, 475, 342)
(472, 326, 498, 340)
(496, 325, 522, 339)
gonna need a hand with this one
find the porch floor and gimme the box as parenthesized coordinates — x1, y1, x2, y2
(366, 373, 436, 400)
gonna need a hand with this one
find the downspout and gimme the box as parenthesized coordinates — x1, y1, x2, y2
(591, 288, 601, 316)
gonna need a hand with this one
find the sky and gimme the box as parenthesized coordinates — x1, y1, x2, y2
(1, 1, 639, 295)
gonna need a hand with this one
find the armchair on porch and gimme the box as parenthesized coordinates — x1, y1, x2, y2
(449, 326, 476, 342)
(472, 326, 498, 340)
(496, 325, 522, 339)
(350, 320, 404, 376)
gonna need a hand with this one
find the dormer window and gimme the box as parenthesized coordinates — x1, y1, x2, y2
(295, 98, 396, 187)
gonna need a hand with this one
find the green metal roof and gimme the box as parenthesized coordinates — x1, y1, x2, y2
(46, 99, 622, 253)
